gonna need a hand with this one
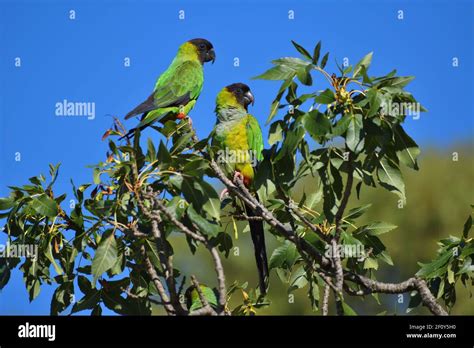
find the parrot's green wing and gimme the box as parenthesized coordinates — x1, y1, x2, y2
(124, 60, 203, 122)
(245, 114, 264, 163)
(152, 59, 204, 108)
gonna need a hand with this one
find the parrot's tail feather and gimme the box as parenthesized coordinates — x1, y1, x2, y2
(120, 111, 175, 140)
(118, 127, 137, 140)
(124, 93, 157, 120)
(124, 111, 137, 120)
(245, 195, 269, 295)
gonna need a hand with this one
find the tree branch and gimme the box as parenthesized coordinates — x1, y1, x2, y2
(152, 195, 227, 314)
(322, 283, 330, 316)
(345, 273, 448, 316)
(140, 245, 176, 315)
(209, 158, 332, 269)
(331, 156, 355, 315)
(137, 189, 185, 315)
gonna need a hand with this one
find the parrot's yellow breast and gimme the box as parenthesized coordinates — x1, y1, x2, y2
(224, 118, 254, 183)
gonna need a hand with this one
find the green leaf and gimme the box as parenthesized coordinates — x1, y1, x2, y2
(269, 241, 299, 270)
(45, 234, 63, 276)
(265, 78, 294, 124)
(353, 52, 373, 78)
(346, 114, 364, 153)
(272, 57, 311, 70)
(344, 204, 372, 220)
(393, 125, 420, 170)
(187, 205, 219, 237)
(296, 65, 313, 86)
(364, 257, 379, 270)
(268, 121, 284, 145)
(463, 214, 472, 239)
(303, 186, 323, 209)
(379, 251, 394, 266)
(92, 230, 118, 282)
(48, 163, 61, 189)
(312, 41, 322, 64)
(71, 289, 101, 314)
(144, 239, 162, 272)
(332, 114, 352, 137)
(416, 251, 453, 278)
(101, 290, 127, 314)
(157, 141, 172, 167)
(367, 89, 382, 117)
(186, 285, 218, 311)
(181, 178, 220, 221)
(28, 280, 41, 302)
(146, 138, 156, 162)
(30, 193, 59, 217)
(378, 76, 415, 88)
(291, 40, 312, 60)
(302, 110, 331, 140)
(0, 197, 14, 211)
(288, 266, 308, 292)
(274, 125, 305, 162)
(354, 221, 398, 236)
(78, 275, 92, 294)
(0, 259, 11, 290)
(50, 282, 73, 315)
(320, 52, 329, 69)
(267, 100, 281, 124)
(342, 302, 357, 315)
(376, 157, 406, 202)
(314, 89, 336, 104)
(253, 65, 296, 81)
(170, 132, 193, 155)
(199, 181, 221, 221)
(93, 168, 101, 185)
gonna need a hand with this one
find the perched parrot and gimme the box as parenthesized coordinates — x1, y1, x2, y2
(122, 38, 215, 138)
(212, 83, 269, 295)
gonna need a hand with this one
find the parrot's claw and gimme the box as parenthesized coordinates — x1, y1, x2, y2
(233, 172, 245, 184)
(219, 188, 230, 201)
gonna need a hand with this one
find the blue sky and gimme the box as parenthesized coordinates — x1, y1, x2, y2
(0, 0, 473, 314)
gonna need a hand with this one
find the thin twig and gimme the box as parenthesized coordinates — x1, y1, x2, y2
(322, 283, 330, 316)
(140, 245, 176, 315)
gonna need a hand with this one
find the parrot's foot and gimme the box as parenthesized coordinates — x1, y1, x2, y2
(219, 188, 229, 201)
(176, 113, 187, 120)
(233, 172, 248, 186)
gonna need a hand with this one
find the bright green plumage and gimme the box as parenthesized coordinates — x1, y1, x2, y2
(123, 38, 215, 137)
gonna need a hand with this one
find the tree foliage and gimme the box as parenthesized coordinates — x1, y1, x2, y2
(0, 41, 472, 316)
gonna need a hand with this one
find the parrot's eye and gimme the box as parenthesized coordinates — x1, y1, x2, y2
(199, 43, 206, 50)
(237, 88, 243, 94)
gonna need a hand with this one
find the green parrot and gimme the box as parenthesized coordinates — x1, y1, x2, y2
(212, 83, 269, 295)
(122, 38, 215, 138)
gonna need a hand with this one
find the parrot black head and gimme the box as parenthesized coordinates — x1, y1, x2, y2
(188, 38, 215, 64)
(226, 83, 254, 110)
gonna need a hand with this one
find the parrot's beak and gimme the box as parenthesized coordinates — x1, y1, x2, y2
(244, 90, 255, 107)
(207, 49, 216, 64)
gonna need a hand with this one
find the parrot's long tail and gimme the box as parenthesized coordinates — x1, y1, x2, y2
(245, 194, 269, 295)
(119, 124, 146, 140)
(119, 111, 174, 140)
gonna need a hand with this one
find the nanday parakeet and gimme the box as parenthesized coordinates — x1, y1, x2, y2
(212, 83, 269, 295)
(122, 38, 215, 138)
